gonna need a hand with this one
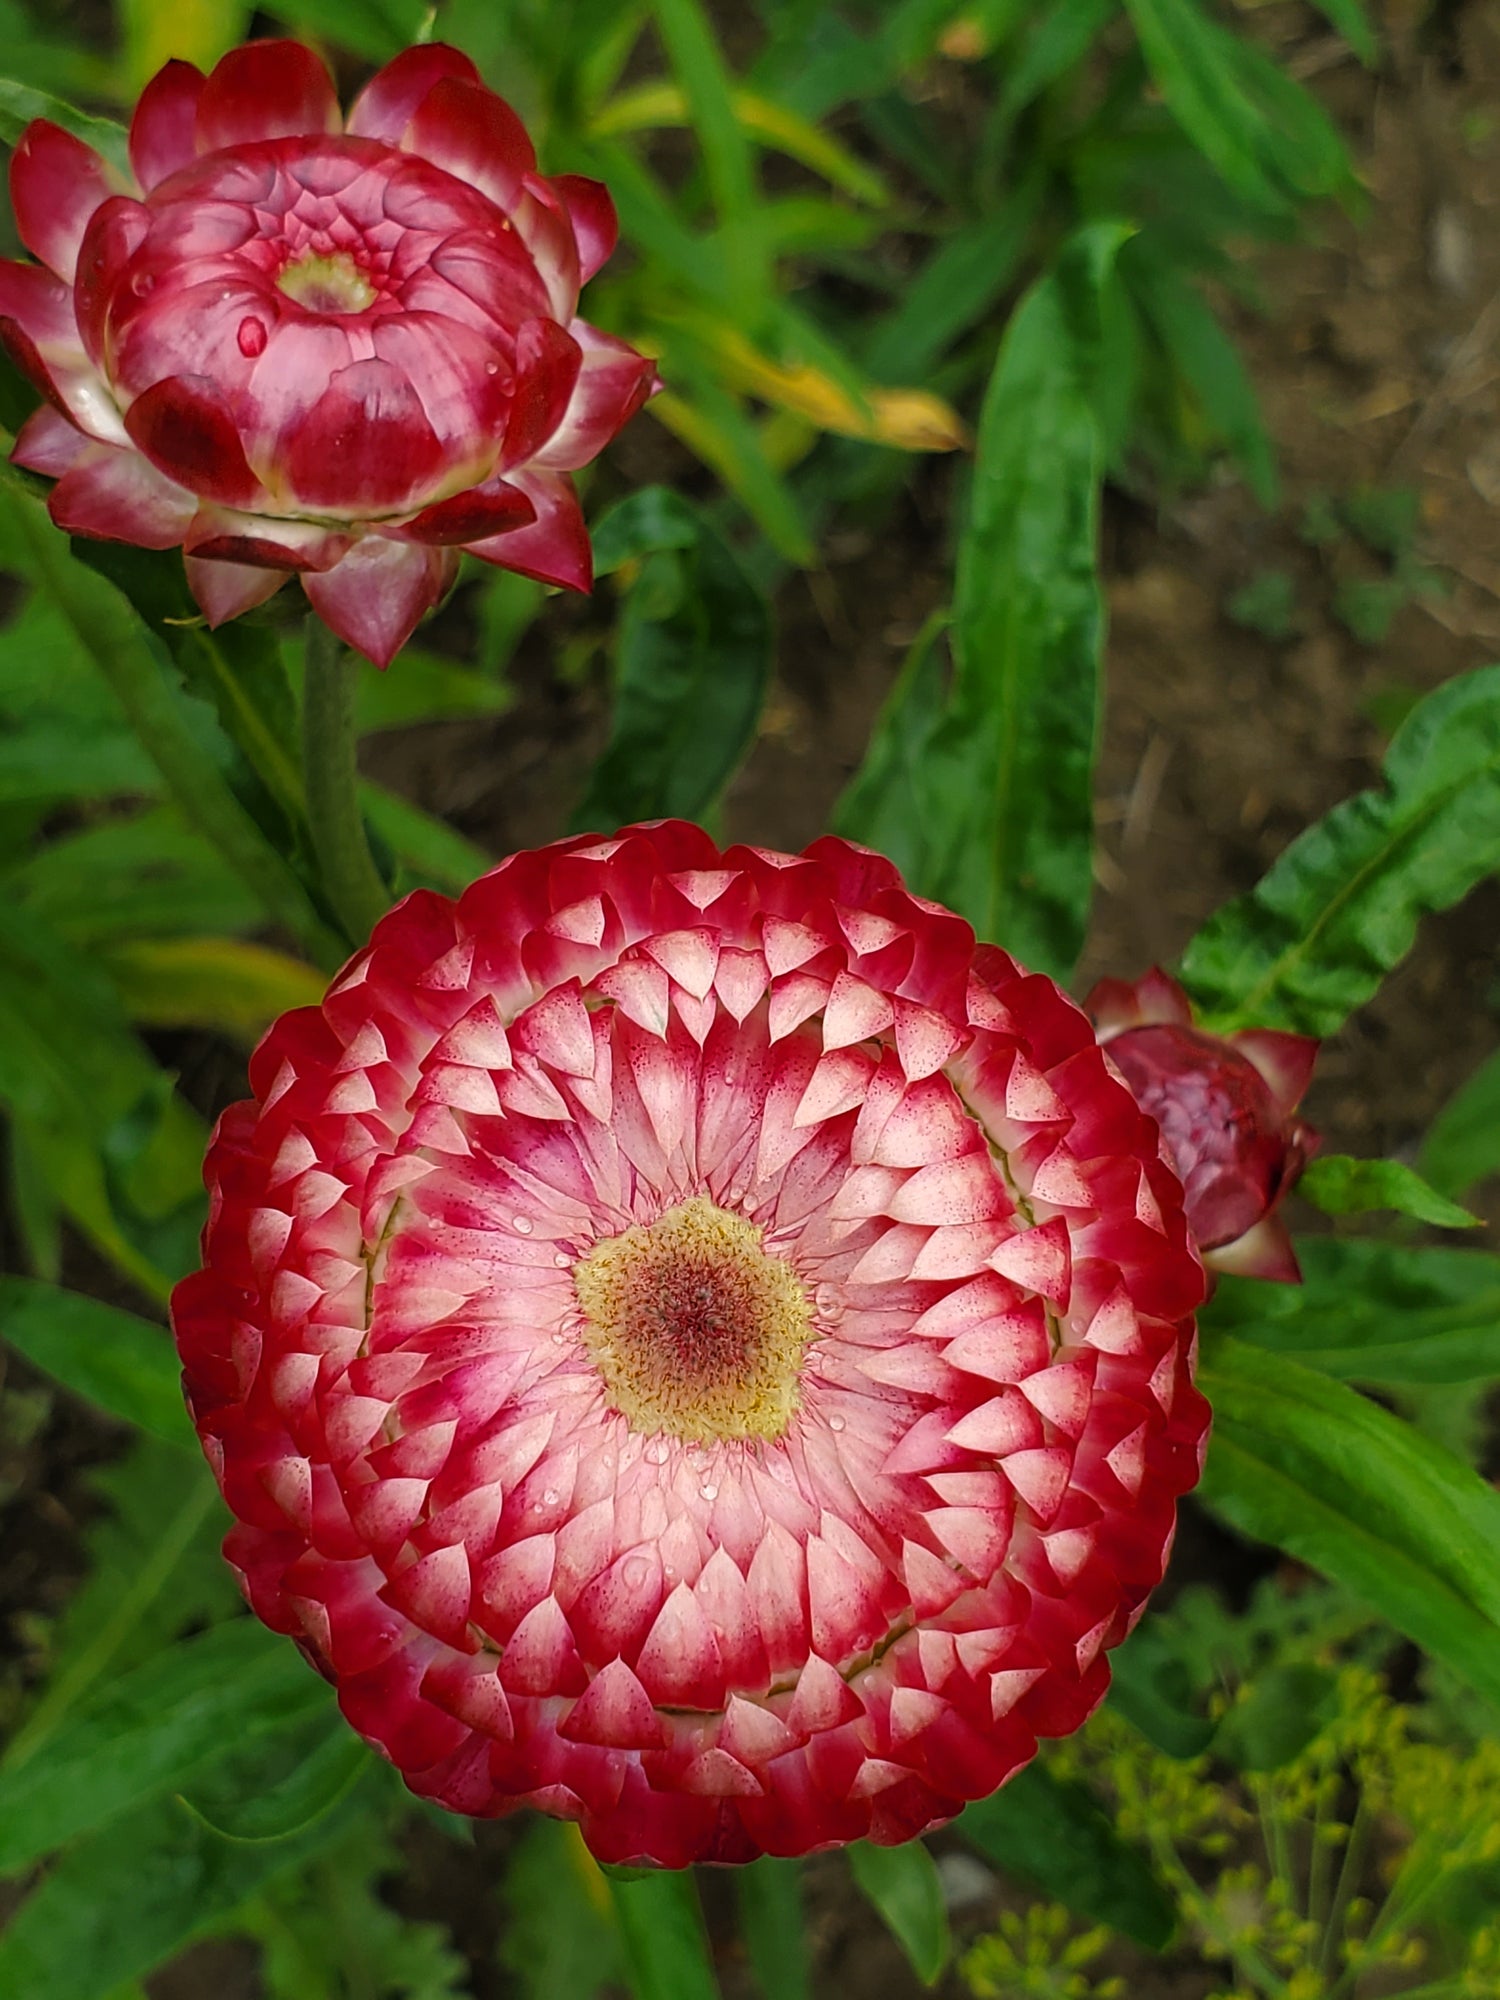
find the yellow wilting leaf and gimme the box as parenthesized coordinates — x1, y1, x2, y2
(591, 82, 890, 208)
(103, 937, 326, 1044)
(694, 324, 970, 452)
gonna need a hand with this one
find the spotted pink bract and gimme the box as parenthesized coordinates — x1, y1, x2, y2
(173, 825, 1210, 1866)
(0, 41, 655, 665)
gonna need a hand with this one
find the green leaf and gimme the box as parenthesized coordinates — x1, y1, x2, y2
(1125, 245, 1277, 505)
(1198, 1334, 1500, 1710)
(178, 1707, 369, 1844)
(847, 1840, 951, 1987)
(3, 806, 263, 945)
(360, 781, 492, 897)
(0, 1621, 330, 1873)
(1211, 1663, 1340, 1772)
(0, 77, 130, 173)
(0, 1781, 369, 2000)
(957, 1762, 1176, 1948)
(0, 1278, 187, 1446)
(608, 1868, 722, 2000)
(498, 1819, 623, 2000)
(101, 936, 326, 1044)
(259, 0, 430, 62)
(10, 1441, 235, 1765)
(836, 225, 1122, 977)
(1105, 1617, 1216, 1758)
(997, 0, 1118, 126)
(1309, 0, 1377, 62)
(1123, 0, 1351, 213)
(1298, 1153, 1478, 1229)
(1205, 1237, 1500, 1385)
(572, 488, 772, 831)
(1420, 1047, 1500, 1200)
(1179, 664, 1500, 1035)
(736, 1857, 811, 2000)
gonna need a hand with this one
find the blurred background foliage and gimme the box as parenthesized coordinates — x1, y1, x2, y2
(5, 1, 1500, 1997)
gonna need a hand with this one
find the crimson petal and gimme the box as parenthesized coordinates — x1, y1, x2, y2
(185, 552, 288, 625)
(50, 442, 196, 547)
(553, 174, 619, 283)
(501, 318, 582, 470)
(278, 358, 446, 516)
(401, 77, 536, 211)
(196, 40, 341, 152)
(532, 322, 658, 473)
(465, 469, 591, 592)
(10, 121, 116, 283)
(347, 43, 482, 144)
(402, 476, 535, 547)
(124, 373, 266, 509)
(129, 59, 206, 190)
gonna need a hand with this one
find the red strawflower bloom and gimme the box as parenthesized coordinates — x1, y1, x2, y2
(0, 41, 656, 665)
(1087, 969, 1320, 1284)
(173, 826, 1209, 1866)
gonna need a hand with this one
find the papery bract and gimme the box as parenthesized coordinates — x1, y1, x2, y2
(0, 41, 656, 665)
(173, 826, 1209, 1866)
(1088, 968, 1320, 1283)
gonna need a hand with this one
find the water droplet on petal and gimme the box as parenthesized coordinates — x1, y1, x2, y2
(814, 1282, 845, 1324)
(485, 360, 500, 376)
(237, 315, 268, 358)
(130, 271, 154, 297)
(512, 1214, 533, 1234)
(541, 1488, 559, 1507)
(699, 1481, 718, 1501)
(828, 1413, 846, 1433)
(553, 1251, 571, 1269)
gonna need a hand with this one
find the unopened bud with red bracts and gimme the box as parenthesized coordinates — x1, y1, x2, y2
(0, 41, 657, 666)
(1086, 968, 1320, 1284)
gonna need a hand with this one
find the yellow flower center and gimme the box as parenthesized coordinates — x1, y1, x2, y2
(572, 1199, 815, 1444)
(277, 250, 377, 314)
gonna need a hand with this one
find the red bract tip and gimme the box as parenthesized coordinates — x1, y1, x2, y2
(1, 39, 658, 666)
(173, 828, 1210, 1866)
(1087, 967, 1320, 1284)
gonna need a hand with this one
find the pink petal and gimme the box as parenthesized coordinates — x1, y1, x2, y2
(9, 121, 116, 282)
(1206, 1212, 1301, 1283)
(73, 196, 149, 372)
(501, 318, 582, 471)
(465, 469, 591, 592)
(402, 474, 536, 547)
(400, 77, 536, 211)
(123, 373, 266, 510)
(184, 552, 288, 625)
(531, 321, 658, 473)
(129, 59, 206, 190)
(195, 40, 341, 152)
(49, 442, 195, 547)
(0, 257, 78, 352)
(278, 358, 446, 515)
(184, 503, 352, 572)
(553, 174, 619, 283)
(12, 403, 88, 475)
(1231, 1028, 1319, 1115)
(348, 43, 482, 143)
(302, 536, 459, 669)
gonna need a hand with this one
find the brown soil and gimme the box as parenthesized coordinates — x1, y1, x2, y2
(5, 4, 1500, 1997)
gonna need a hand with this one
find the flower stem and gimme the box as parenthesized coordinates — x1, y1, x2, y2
(301, 614, 391, 948)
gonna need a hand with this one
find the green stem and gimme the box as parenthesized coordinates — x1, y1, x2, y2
(5, 486, 340, 968)
(1321, 1797, 1373, 1986)
(301, 614, 391, 948)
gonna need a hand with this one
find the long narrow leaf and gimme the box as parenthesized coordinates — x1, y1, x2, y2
(736, 1856, 811, 2000)
(1198, 1334, 1500, 1707)
(1419, 1047, 1500, 1199)
(848, 1840, 951, 1987)
(608, 1868, 722, 2000)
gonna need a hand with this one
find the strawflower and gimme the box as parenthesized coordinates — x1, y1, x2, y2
(1087, 970, 1319, 1283)
(0, 40, 656, 665)
(173, 826, 1210, 1865)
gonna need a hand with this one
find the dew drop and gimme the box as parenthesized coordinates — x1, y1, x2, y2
(129, 271, 154, 297)
(512, 1214, 534, 1235)
(827, 1413, 846, 1433)
(699, 1481, 719, 1502)
(237, 315, 268, 358)
(553, 1251, 571, 1269)
(541, 1488, 559, 1507)
(485, 359, 500, 375)
(814, 1282, 845, 1325)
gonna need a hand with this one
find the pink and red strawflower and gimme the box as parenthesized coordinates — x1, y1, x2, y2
(1087, 968, 1320, 1284)
(0, 40, 656, 666)
(173, 826, 1209, 1866)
